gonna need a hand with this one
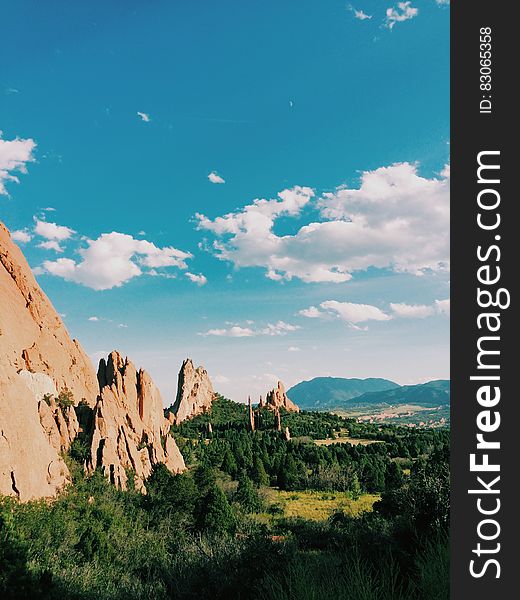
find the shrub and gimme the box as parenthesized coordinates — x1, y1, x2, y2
(56, 389, 74, 409)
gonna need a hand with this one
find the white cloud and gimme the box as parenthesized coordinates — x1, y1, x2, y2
(435, 298, 450, 315)
(41, 231, 192, 290)
(0, 134, 36, 195)
(214, 374, 231, 384)
(203, 326, 256, 338)
(137, 111, 150, 122)
(208, 171, 225, 184)
(37, 240, 64, 253)
(320, 300, 392, 326)
(436, 0, 450, 5)
(298, 306, 322, 318)
(348, 5, 372, 20)
(301, 298, 450, 325)
(34, 219, 75, 241)
(262, 321, 301, 336)
(201, 320, 300, 338)
(390, 302, 434, 318)
(148, 269, 177, 279)
(88, 316, 99, 322)
(185, 272, 208, 286)
(198, 164, 449, 283)
(385, 2, 419, 29)
(288, 346, 301, 352)
(298, 306, 323, 319)
(11, 229, 32, 243)
(118, 323, 128, 328)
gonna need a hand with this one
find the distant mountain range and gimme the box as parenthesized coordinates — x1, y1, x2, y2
(287, 377, 450, 411)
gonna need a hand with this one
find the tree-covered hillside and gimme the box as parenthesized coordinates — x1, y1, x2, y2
(1, 396, 449, 600)
(286, 377, 399, 410)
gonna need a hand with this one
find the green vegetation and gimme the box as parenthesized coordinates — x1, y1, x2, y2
(1, 396, 449, 599)
(56, 388, 74, 409)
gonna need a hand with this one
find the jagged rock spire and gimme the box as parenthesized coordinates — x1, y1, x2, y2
(265, 380, 300, 413)
(248, 395, 255, 431)
(172, 358, 216, 423)
(275, 407, 282, 431)
(87, 351, 185, 492)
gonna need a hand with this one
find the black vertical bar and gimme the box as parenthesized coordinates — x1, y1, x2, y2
(451, 2, 517, 598)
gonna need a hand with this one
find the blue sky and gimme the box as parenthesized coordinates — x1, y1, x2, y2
(1, 0, 450, 403)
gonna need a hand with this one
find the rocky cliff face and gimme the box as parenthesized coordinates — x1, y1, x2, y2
(88, 351, 185, 492)
(0, 222, 185, 500)
(0, 222, 98, 500)
(0, 223, 99, 407)
(265, 381, 300, 413)
(171, 358, 215, 423)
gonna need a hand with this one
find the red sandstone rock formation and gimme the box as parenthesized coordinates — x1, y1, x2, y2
(88, 351, 185, 492)
(171, 358, 216, 423)
(0, 222, 98, 500)
(265, 380, 300, 413)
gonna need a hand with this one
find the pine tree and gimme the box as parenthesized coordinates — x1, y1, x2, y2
(221, 449, 238, 478)
(250, 454, 269, 487)
(196, 487, 236, 535)
(277, 454, 299, 490)
(385, 461, 404, 491)
(234, 473, 263, 513)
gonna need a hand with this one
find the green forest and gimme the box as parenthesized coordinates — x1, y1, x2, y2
(1, 396, 449, 600)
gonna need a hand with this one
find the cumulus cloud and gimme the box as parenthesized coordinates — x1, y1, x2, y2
(185, 272, 208, 286)
(390, 302, 434, 318)
(298, 306, 323, 318)
(385, 2, 419, 29)
(348, 5, 372, 20)
(0, 134, 36, 195)
(137, 111, 150, 122)
(300, 297, 450, 327)
(198, 164, 449, 283)
(34, 219, 75, 241)
(11, 229, 32, 243)
(37, 240, 64, 253)
(202, 326, 255, 338)
(288, 346, 301, 352)
(41, 232, 192, 290)
(263, 321, 300, 335)
(208, 171, 225, 184)
(320, 301, 392, 327)
(88, 316, 99, 322)
(201, 320, 300, 338)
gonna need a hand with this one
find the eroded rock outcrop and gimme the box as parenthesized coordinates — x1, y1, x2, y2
(171, 358, 216, 423)
(1, 223, 186, 500)
(265, 381, 300, 413)
(88, 351, 185, 492)
(38, 397, 80, 454)
(0, 222, 98, 500)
